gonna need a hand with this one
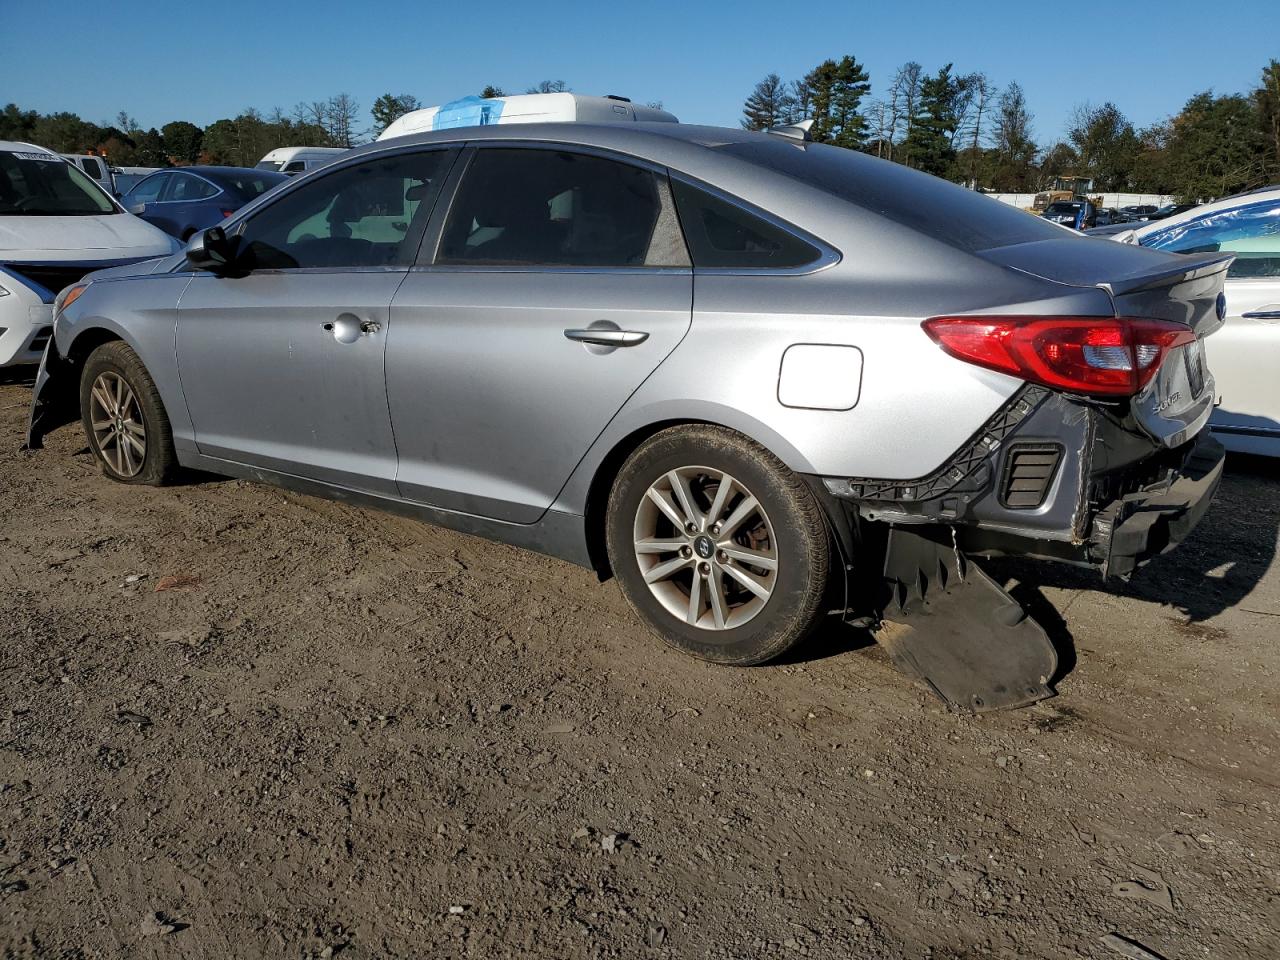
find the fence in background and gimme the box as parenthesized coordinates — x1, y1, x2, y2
(982, 192, 1175, 209)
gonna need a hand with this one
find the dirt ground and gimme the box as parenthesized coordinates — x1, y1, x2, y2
(1, 373, 1278, 960)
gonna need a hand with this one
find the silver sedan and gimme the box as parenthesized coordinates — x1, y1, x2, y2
(28, 122, 1229, 710)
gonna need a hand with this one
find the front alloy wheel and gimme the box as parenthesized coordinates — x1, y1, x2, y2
(79, 340, 178, 485)
(88, 371, 147, 478)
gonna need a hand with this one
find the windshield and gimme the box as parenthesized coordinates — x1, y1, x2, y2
(256, 160, 284, 171)
(0, 150, 117, 216)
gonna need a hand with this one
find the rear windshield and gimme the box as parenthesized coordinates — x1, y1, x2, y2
(209, 170, 288, 201)
(711, 138, 1065, 252)
(0, 150, 117, 216)
(1044, 202, 1082, 214)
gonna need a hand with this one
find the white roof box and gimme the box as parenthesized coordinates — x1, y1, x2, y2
(378, 92, 678, 141)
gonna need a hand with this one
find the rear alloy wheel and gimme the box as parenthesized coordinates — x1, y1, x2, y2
(80, 341, 178, 485)
(606, 425, 830, 665)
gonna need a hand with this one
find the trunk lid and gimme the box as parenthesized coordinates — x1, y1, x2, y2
(982, 237, 1233, 448)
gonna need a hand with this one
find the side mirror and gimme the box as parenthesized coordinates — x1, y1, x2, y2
(184, 226, 237, 274)
(128, 202, 147, 216)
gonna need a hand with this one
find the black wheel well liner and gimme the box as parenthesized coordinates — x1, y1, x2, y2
(67, 327, 125, 367)
(581, 418, 858, 582)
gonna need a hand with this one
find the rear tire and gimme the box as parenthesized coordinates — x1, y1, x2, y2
(605, 424, 830, 665)
(80, 341, 178, 485)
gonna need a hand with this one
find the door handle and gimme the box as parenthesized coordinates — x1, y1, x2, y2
(563, 328, 649, 347)
(323, 315, 380, 344)
(1241, 309, 1280, 320)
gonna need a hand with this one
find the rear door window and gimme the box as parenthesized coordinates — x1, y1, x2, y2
(670, 179, 820, 269)
(436, 147, 689, 268)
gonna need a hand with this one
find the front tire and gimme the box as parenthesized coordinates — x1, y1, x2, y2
(80, 341, 178, 485)
(605, 425, 830, 665)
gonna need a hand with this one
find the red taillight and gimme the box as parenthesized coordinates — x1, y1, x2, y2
(221, 209, 236, 219)
(922, 316, 1196, 396)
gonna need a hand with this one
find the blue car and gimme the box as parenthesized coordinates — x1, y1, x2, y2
(122, 166, 287, 240)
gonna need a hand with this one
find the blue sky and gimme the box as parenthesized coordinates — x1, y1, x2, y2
(2, 0, 1277, 144)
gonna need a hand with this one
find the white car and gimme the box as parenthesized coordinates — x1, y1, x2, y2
(1106, 188, 1280, 456)
(0, 142, 178, 367)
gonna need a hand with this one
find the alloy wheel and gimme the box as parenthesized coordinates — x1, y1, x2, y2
(89, 371, 146, 478)
(632, 466, 777, 630)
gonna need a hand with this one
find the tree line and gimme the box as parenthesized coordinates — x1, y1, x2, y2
(743, 58, 1280, 201)
(0, 81, 577, 170)
(5, 62, 1277, 200)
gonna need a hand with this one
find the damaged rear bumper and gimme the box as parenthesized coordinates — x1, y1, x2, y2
(1090, 433, 1223, 578)
(822, 385, 1224, 578)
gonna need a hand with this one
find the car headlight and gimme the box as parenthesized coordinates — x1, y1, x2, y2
(54, 282, 89, 318)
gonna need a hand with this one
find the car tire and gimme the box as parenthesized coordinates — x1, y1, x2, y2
(79, 341, 178, 485)
(605, 424, 830, 665)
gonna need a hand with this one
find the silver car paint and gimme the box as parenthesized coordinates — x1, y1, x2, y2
(175, 270, 404, 495)
(387, 267, 694, 523)
(47, 122, 1220, 569)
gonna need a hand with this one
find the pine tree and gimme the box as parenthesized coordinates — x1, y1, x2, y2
(371, 94, 420, 136)
(799, 56, 871, 147)
(741, 73, 795, 130)
(901, 64, 959, 176)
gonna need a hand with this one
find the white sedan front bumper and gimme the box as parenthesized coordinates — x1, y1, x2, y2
(0, 275, 55, 367)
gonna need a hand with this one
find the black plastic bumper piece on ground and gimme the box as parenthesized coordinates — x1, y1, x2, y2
(1093, 433, 1226, 579)
(877, 527, 1058, 713)
(23, 341, 76, 452)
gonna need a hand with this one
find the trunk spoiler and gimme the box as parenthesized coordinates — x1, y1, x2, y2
(1096, 250, 1234, 297)
(982, 238, 1233, 337)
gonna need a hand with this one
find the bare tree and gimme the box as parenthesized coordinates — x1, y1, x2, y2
(526, 80, 570, 94)
(887, 62, 923, 162)
(293, 100, 329, 129)
(326, 93, 363, 147)
(865, 99, 892, 157)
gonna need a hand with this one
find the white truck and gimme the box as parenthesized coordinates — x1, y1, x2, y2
(255, 147, 348, 176)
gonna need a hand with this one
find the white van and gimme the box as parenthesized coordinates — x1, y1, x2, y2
(378, 92, 678, 141)
(61, 153, 115, 195)
(0, 142, 178, 366)
(256, 147, 348, 176)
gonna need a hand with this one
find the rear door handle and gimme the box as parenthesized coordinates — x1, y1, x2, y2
(563, 328, 649, 347)
(1241, 309, 1280, 320)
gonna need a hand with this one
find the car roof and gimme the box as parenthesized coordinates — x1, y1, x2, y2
(0, 140, 60, 157)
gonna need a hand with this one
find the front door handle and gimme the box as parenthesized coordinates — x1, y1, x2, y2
(323, 315, 380, 344)
(1241, 308, 1280, 321)
(563, 328, 649, 347)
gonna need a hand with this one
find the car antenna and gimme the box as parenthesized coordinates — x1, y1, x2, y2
(766, 118, 814, 142)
